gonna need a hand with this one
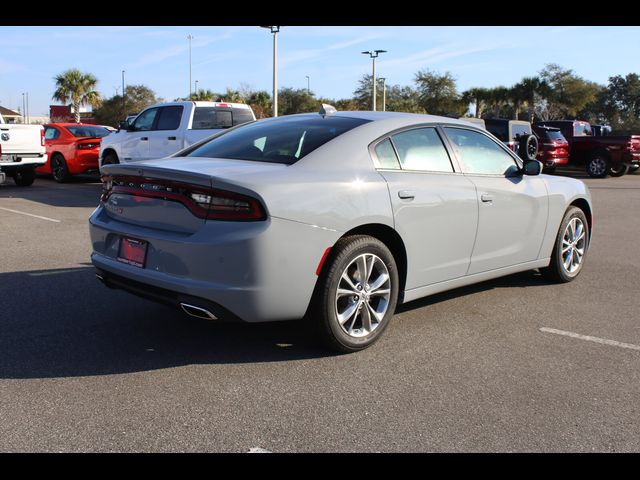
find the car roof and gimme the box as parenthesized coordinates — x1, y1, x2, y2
(271, 110, 478, 128)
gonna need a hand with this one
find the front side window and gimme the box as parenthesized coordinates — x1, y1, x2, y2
(184, 115, 370, 164)
(131, 108, 159, 132)
(444, 127, 518, 176)
(391, 128, 453, 172)
(155, 106, 184, 131)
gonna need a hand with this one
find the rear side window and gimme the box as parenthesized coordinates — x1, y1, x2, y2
(373, 138, 400, 169)
(184, 115, 370, 164)
(44, 127, 60, 140)
(155, 106, 184, 131)
(390, 128, 453, 172)
(192, 107, 254, 130)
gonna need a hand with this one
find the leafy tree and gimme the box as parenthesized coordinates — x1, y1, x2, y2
(461, 87, 492, 118)
(538, 64, 600, 119)
(385, 85, 424, 113)
(414, 70, 466, 116)
(482, 86, 512, 119)
(190, 89, 219, 101)
(93, 84, 159, 127)
(246, 90, 272, 118)
(277, 87, 318, 115)
(353, 74, 386, 110)
(52, 68, 102, 122)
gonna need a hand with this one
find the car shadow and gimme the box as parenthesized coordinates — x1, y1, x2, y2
(0, 266, 331, 380)
(397, 270, 552, 313)
(0, 176, 102, 208)
(0, 266, 552, 380)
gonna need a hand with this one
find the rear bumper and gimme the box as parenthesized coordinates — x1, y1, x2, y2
(89, 204, 339, 323)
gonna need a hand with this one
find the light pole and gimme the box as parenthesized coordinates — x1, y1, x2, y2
(305, 75, 310, 95)
(26, 92, 29, 124)
(261, 26, 280, 117)
(361, 50, 386, 111)
(194, 80, 199, 98)
(379, 77, 387, 112)
(187, 34, 194, 98)
(122, 70, 126, 118)
(22, 93, 25, 123)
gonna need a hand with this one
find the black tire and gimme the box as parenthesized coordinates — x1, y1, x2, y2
(310, 235, 399, 353)
(609, 163, 629, 177)
(102, 151, 119, 166)
(628, 164, 640, 174)
(540, 206, 589, 283)
(13, 168, 36, 187)
(586, 152, 610, 178)
(518, 134, 538, 162)
(51, 153, 70, 183)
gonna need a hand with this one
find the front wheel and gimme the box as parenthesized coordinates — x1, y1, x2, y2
(541, 206, 589, 283)
(586, 154, 609, 178)
(311, 235, 399, 352)
(13, 168, 36, 186)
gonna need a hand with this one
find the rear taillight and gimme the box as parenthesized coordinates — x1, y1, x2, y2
(101, 176, 266, 221)
(40, 128, 45, 147)
(77, 142, 99, 150)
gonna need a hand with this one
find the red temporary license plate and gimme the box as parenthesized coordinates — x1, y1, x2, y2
(117, 237, 148, 268)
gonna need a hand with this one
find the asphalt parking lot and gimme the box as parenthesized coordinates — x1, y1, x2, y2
(0, 169, 639, 452)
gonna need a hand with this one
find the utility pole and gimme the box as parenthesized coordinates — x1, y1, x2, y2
(187, 34, 194, 98)
(122, 70, 126, 118)
(260, 26, 280, 117)
(361, 50, 387, 111)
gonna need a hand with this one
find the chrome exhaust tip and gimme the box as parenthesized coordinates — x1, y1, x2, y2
(180, 302, 218, 320)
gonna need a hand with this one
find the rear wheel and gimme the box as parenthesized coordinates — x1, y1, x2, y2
(609, 163, 629, 177)
(541, 206, 589, 283)
(586, 152, 609, 178)
(311, 235, 399, 352)
(13, 168, 36, 187)
(51, 154, 70, 183)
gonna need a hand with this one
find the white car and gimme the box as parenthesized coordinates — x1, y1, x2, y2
(99, 101, 255, 168)
(91, 109, 592, 352)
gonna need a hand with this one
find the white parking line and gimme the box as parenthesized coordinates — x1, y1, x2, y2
(0, 206, 61, 223)
(540, 327, 640, 352)
(248, 447, 272, 453)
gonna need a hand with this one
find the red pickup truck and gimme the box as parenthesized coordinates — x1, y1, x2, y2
(534, 120, 640, 178)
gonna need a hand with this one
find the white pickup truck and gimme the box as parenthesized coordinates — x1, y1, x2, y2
(0, 113, 47, 186)
(99, 101, 256, 168)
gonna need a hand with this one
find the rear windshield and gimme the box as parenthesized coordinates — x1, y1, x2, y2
(184, 116, 370, 164)
(192, 107, 255, 130)
(484, 120, 508, 142)
(65, 125, 110, 138)
(541, 130, 565, 141)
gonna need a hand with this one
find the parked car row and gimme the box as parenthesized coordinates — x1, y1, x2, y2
(462, 116, 640, 178)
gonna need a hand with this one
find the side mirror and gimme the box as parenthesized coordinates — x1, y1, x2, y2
(523, 160, 543, 176)
(118, 121, 130, 131)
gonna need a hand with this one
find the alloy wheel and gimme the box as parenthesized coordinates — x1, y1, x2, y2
(561, 217, 586, 274)
(334, 253, 391, 338)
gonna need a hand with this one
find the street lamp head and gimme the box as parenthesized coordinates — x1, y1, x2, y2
(362, 50, 387, 58)
(374, 50, 387, 54)
(260, 26, 280, 33)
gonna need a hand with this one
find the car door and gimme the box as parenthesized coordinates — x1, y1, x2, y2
(148, 105, 185, 159)
(442, 126, 548, 275)
(373, 126, 479, 290)
(121, 107, 159, 162)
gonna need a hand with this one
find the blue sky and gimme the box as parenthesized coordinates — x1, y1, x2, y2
(1, 25, 639, 117)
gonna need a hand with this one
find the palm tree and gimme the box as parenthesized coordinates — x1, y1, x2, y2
(462, 87, 491, 118)
(220, 88, 244, 103)
(513, 76, 550, 122)
(52, 69, 102, 123)
(190, 89, 218, 101)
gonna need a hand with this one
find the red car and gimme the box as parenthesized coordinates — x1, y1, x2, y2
(37, 123, 112, 182)
(532, 125, 570, 173)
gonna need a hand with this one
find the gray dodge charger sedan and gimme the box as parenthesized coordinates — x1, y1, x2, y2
(90, 109, 592, 352)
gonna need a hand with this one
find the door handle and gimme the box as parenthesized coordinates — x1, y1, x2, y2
(398, 190, 415, 200)
(140, 137, 148, 141)
(168, 136, 177, 140)
(481, 194, 494, 203)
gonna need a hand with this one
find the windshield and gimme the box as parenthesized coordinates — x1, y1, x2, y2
(65, 125, 111, 138)
(183, 115, 370, 165)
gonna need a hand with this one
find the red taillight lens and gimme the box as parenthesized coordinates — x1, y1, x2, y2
(40, 128, 45, 147)
(77, 142, 99, 150)
(101, 176, 266, 221)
